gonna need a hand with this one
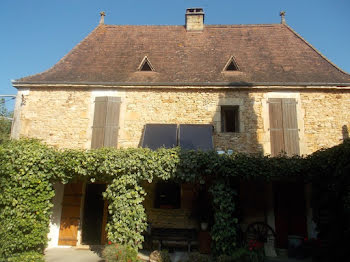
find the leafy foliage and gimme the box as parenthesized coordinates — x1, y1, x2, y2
(185, 252, 212, 262)
(210, 179, 238, 256)
(6, 251, 45, 262)
(306, 139, 350, 261)
(104, 176, 147, 248)
(0, 139, 349, 260)
(0, 139, 62, 260)
(102, 243, 140, 262)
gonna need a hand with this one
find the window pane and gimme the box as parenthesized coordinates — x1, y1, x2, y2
(221, 106, 239, 132)
(178, 124, 214, 150)
(154, 182, 181, 209)
(141, 124, 177, 150)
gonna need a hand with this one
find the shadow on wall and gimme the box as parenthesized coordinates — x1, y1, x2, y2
(342, 125, 349, 140)
(212, 86, 262, 211)
(212, 86, 261, 154)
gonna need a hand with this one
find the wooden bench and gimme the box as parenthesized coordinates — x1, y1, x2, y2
(150, 228, 197, 252)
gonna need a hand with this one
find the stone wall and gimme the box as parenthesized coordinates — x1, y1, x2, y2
(13, 88, 91, 149)
(13, 87, 350, 155)
(121, 89, 263, 153)
(12, 86, 349, 235)
(301, 90, 350, 154)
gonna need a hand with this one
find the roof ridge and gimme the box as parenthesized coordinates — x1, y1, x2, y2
(103, 23, 281, 28)
(284, 24, 350, 77)
(206, 24, 281, 28)
(105, 24, 184, 27)
(15, 24, 103, 82)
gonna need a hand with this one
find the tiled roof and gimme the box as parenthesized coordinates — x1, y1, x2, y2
(15, 24, 350, 85)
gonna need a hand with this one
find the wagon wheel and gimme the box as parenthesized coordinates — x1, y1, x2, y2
(245, 222, 276, 247)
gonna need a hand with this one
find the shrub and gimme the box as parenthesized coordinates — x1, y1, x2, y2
(6, 251, 45, 262)
(149, 250, 171, 262)
(0, 139, 61, 260)
(185, 252, 212, 262)
(246, 241, 264, 262)
(216, 255, 236, 262)
(216, 247, 251, 262)
(102, 243, 140, 262)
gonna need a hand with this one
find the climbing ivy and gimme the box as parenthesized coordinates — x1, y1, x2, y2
(104, 176, 147, 248)
(0, 139, 62, 261)
(0, 138, 349, 260)
(210, 179, 239, 256)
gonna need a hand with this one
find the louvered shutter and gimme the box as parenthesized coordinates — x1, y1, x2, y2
(269, 98, 285, 156)
(282, 99, 300, 156)
(268, 98, 299, 156)
(91, 97, 121, 149)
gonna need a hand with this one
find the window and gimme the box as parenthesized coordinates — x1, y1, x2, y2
(142, 124, 177, 150)
(154, 182, 181, 209)
(138, 56, 155, 71)
(221, 106, 239, 132)
(223, 56, 239, 71)
(141, 124, 214, 151)
(178, 124, 213, 150)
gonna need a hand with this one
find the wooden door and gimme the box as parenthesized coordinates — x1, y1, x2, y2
(58, 182, 83, 246)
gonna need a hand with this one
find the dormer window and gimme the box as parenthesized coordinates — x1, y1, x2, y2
(138, 56, 155, 71)
(224, 56, 239, 71)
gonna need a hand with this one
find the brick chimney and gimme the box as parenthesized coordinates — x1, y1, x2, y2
(185, 8, 204, 31)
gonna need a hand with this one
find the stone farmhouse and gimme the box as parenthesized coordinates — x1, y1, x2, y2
(11, 8, 350, 251)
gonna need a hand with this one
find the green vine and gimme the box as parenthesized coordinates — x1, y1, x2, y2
(0, 139, 349, 260)
(104, 176, 147, 248)
(210, 179, 238, 256)
(0, 139, 61, 261)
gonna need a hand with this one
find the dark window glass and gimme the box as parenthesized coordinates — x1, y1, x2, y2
(141, 124, 177, 150)
(154, 182, 181, 209)
(140, 61, 153, 71)
(178, 124, 213, 151)
(221, 106, 239, 132)
(226, 61, 238, 71)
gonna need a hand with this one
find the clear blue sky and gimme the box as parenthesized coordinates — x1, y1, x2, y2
(1, 0, 349, 111)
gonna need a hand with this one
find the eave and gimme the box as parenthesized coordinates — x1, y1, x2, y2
(12, 81, 350, 90)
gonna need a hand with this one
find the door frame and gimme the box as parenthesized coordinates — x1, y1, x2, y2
(80, 182, 108, 245)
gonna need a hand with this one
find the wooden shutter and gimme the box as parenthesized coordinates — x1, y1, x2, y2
(91, 97, 121, 149)
(58, 183, 83, 246)
(268, 98, 299, 156)
(281, 99, 300, 156)
(269, 98, 285, 156)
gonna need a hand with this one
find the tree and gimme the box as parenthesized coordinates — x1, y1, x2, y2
(0, 98, 13, 143)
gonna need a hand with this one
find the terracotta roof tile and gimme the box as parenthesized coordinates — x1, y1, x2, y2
(15, 24, 350, 85)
